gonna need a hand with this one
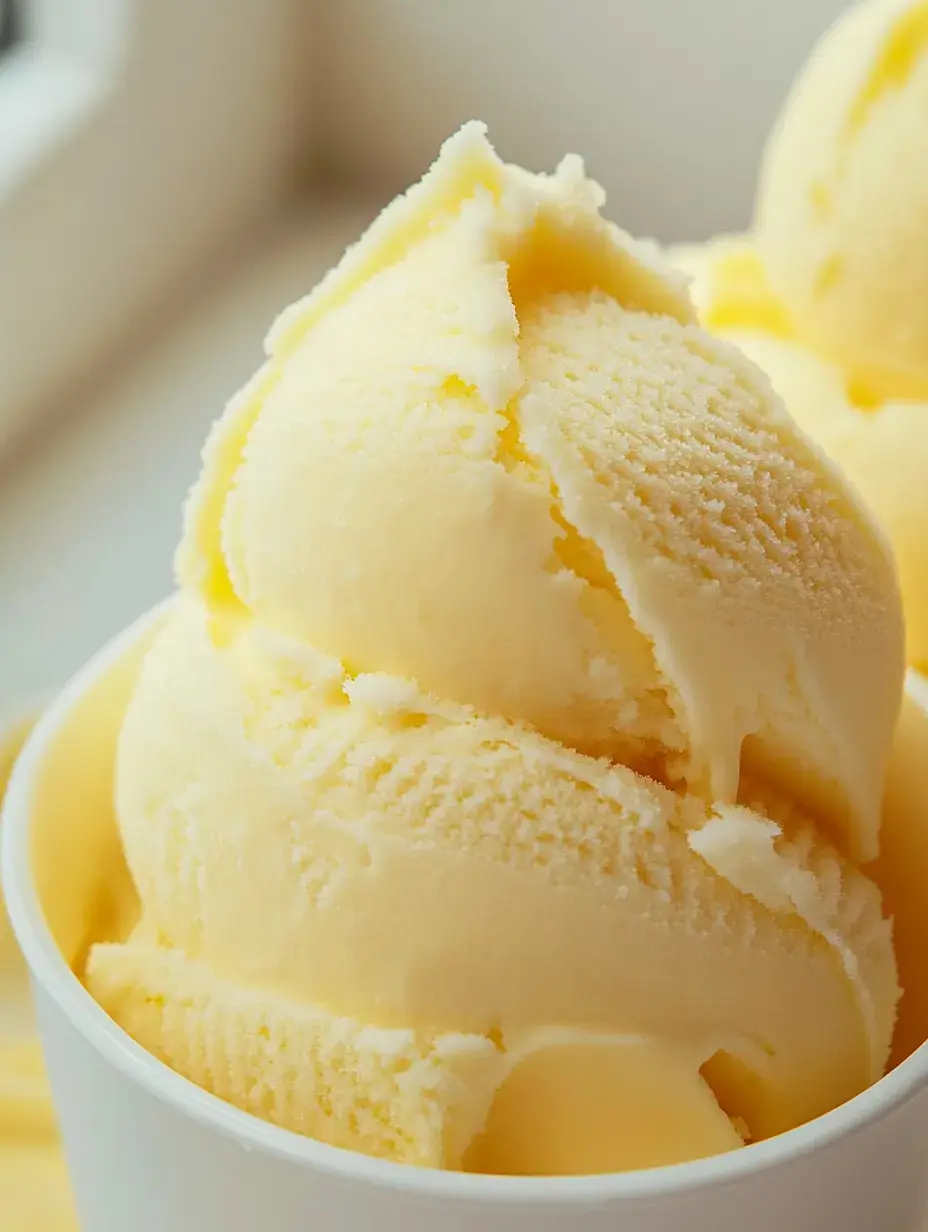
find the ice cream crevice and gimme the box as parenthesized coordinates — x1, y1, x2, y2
(672, 240, 795, 340)
(687, 806, 896, 1081)
(463, 1032, 747, 1175)
(501, 176, 694, 333)
(491, 385, 685, 784)
(493, 398, 630, 606)
(698, 1049, 764, 1144)
(672, 253, 899, 416)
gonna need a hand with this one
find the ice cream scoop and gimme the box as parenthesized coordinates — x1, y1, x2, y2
(86, 123, 904, 1174)
(757, 0, 928, 404)
(177, 123, 901, 864)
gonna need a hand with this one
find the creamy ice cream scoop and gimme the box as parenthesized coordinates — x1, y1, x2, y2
(757, 0, 928, 403)
(178, 122, 901, 864)
(86, 123, 903, 1174)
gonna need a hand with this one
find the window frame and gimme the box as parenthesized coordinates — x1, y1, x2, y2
(0, 0, 313, 452)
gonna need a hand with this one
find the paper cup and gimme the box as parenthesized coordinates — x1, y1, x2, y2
(3, 603, 928, 1232)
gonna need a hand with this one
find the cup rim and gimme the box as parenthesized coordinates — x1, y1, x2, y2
(3, 599, 927, 1206)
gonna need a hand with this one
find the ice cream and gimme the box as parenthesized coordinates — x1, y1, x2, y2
(0, 717, 77, 1231)
(85, 122, 904, 1174)
(672, 0, 928, 671)
(757, 0, 928, 404)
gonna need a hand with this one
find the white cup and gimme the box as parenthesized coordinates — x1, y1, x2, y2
(3, 603, 928, 1232)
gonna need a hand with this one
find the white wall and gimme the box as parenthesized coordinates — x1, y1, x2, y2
(317, 0, 852, 242)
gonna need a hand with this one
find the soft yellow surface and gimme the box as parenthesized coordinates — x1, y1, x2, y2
(0, 1145, 78, 1232)
(86, 596, 898, 1164)
(726, 329, 928, 674)
(681, 0, 928, 668)
(757, 0, 928, 402)
(0, 719, 77, 1231)
(180, 123, 900, 863)
(673, 253, 928, 675)
(87, 123, 904, 1174)
(676, 237, 794, 341)
(463, 1035, 744, 1175)
(671, 0, 928, 1063)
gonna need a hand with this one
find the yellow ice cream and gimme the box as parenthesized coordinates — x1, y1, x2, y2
(875, 677, 928, 1066)
(0, 718, 77, 1231)
(672, 0, 928, 671)
(757, 0, 928, 404)
(86, 123, 904, 1174)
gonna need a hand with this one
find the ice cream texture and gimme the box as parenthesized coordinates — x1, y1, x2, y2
(85, 122, 906, 1174)
(758, 0, 928, 404)
(672, 0, 928, 671)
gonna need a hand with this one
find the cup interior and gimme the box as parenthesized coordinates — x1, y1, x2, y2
(26, 615, 164, 975)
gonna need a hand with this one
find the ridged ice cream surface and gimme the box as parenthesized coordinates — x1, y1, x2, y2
(671, 0, 928, 672)
(86, 122, 904, 1174)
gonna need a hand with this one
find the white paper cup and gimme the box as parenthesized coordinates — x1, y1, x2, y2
(3, 603, 928, 1232)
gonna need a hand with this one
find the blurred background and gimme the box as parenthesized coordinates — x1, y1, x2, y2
(0, 0, 852, 713)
